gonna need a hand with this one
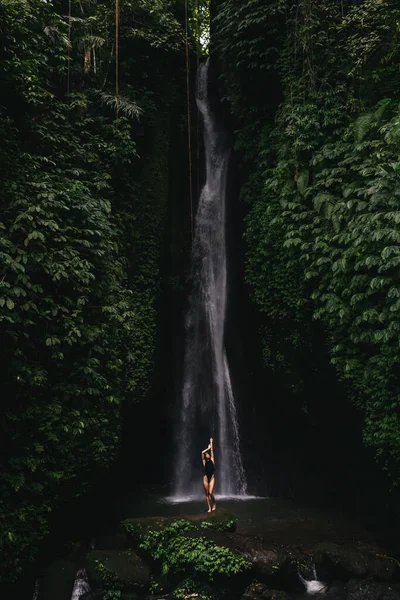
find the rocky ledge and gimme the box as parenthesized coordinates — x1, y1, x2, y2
(37, 509, 400, 600)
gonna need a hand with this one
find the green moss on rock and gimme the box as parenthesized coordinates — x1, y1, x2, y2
(86, 549, 150, 593)
(171, 577, 214, 599)
(135, 519, 250, 584)
(121, 509, 237, 546)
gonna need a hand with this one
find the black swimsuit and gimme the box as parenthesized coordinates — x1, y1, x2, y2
(204, 459, 215, 482)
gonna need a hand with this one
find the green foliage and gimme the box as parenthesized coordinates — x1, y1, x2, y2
(87, 549, 150, 596)
(122, 512, 238, 542)
(214, 0, 400, 474)
(0, 0, 187, 582)
(103, 591, 122, 600)
(95, 560, 124, 592)
(189, 0, 211, 54)
(136, 519, 250, 583)
(172, 578, 214, 600)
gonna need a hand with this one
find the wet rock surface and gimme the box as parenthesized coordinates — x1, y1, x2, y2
(37, 559, 77, 600)
(313, 543, 400, 583)
(86, 549, 151, 592)
(345, 579, 400, 600)
(33, 496, 400, 600)
(242, 583, 292, 600)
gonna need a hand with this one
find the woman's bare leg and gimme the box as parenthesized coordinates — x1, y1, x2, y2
(203, 475, 211, 512)
(209, 476, 216, 510)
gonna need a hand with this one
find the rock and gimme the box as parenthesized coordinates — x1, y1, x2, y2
(325, 580, 346, 600)
(121, 508, 237, 546)
(367, 556, 400, 582)
(86, 549, 150, 593)
(345, 578, 400, 600)
(313, 543, 400, 583)
(88, 594, 138, 600)
(231, 534, 305, 591)
(90, 532, 129, 551)
(231, 535, 285, 576)
(241, 583, 291, 600)
(314, 543, 368, 580)
(264, 592, 292, 600)
(38, 559, 77, 600)
(241, 582, 270, 599)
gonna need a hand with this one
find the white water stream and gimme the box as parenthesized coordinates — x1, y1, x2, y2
(173, 58, 247, 499)
(70, 569, 91, 600)
(299, 566, 327, 595)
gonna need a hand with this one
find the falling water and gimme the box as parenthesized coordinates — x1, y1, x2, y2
(173, 58, 247, 498)
(32, 580, 39, 600)
(70, 569, 91, 600)
(298, 566, 327, 595)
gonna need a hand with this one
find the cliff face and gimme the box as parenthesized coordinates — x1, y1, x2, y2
(210, 0, 400, 521)
(0, 0, 191, 583)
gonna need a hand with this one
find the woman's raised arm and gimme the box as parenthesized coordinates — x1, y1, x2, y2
(201, 444, 210, 468)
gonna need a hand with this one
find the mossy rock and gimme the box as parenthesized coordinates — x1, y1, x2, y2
(204, 509, 237, 532)
(86, 549, 150, 593)
(122, 509, 237, 546)
(171, 577, 217, 600)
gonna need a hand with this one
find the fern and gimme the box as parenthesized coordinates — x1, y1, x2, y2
(99, 93, 143, 120)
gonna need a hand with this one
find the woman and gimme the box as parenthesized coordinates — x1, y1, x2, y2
(201, 437, 216, 512)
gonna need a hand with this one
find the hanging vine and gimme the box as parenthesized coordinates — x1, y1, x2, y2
(115, 0, 119, 126)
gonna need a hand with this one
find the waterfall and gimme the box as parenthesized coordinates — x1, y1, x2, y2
(298, 566, 327, 595)
(70, 569, 90, 600)
(173, 58, 247, 499)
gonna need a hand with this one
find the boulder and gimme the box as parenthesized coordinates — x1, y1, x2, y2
(86, 549, 150, 593)
(241, 582, 270, 600)
(367, 556, 400, 582)
(241, 583, 291, 600)
(90, 532, 129, 551)
(324, 580, 346, 600)
(345, 578, 400, 600)
(313, 543, 400, 582)
(313, 543, 367, 580)
(231, 535, 306, 591)
(121, 508, 237, 546)
(38, 559, 77, 600)
(263, 591, 293, 600)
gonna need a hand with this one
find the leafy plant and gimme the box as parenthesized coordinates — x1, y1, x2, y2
(137, 519, 250, 582)
(0, 0, 189, 581)
(214, 0, 400, 477)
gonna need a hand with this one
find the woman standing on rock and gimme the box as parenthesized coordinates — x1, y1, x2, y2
(201, 438, 216, 512)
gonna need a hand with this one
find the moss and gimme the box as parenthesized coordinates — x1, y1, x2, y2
(119, 511, 246, 596)
(135, 519, 250, 584)
(171, 577, 215, 599)
(86, 550, 150, 593)
(121, 509, 237, 546)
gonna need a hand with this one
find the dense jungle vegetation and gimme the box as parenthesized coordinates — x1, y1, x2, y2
(215, 0, 400, 476)
(0, 0, 207, 582)
(2, 0, 400, 589)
